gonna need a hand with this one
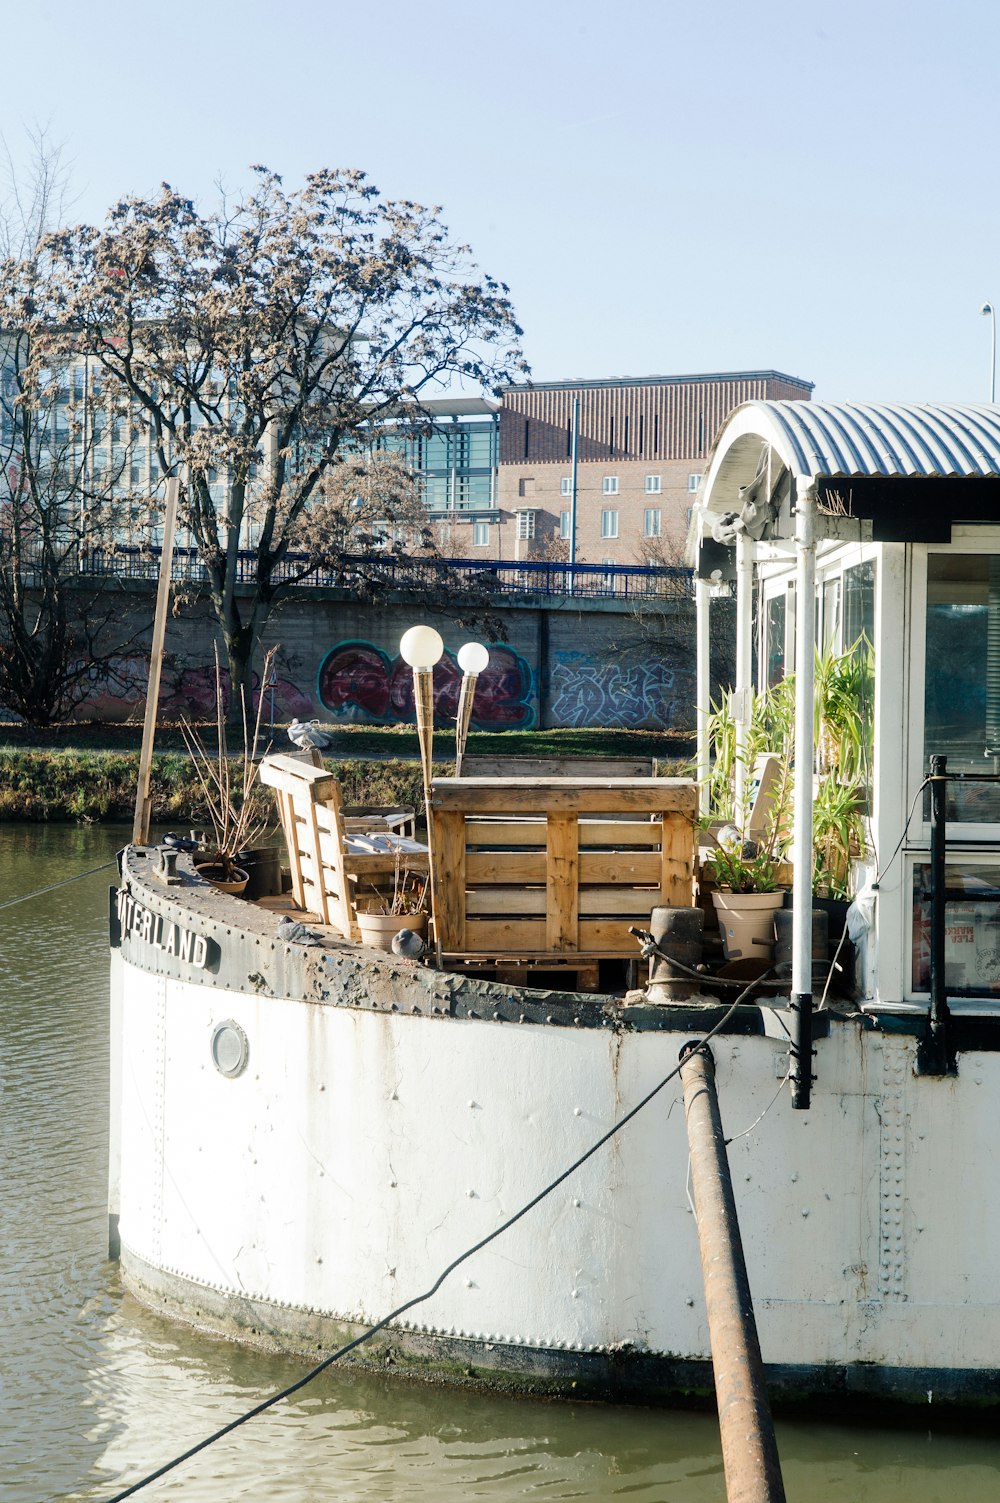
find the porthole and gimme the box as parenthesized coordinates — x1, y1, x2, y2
(211, 1020, 249, 1078)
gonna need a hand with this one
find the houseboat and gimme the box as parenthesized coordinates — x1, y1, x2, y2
(109, 400, 1000, 1414)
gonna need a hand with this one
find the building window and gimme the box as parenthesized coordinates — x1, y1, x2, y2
(560, 510, 571, 539)
(601, 509, 618, 539)
(602, 476, 619, 496)
(645, 474, 661, 494)
(560, 476, 572, 496)
(688, 473, 703, 492)
(644, 508, 661, 537)
(473, 521, 489, 547)
(516, 510, 536, 540)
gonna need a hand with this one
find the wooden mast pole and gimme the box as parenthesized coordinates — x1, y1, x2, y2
(132, 477, 180, 846)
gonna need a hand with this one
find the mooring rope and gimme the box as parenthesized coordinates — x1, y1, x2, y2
(0, 859, 118, 912)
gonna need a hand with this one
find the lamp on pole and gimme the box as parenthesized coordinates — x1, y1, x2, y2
(982, 302, 996, 403)
(454, 641, 489, 776)
(399, 624, 445, 948)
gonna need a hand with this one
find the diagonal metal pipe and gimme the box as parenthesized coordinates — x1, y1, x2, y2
(680, 1041, 786, 1503)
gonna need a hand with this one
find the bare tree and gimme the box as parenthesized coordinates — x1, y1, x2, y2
(36, 167, 527, 720)
(0, 131, 145, 725)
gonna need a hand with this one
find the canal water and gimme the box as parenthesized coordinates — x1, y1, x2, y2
(2, 822, 1000, 1503)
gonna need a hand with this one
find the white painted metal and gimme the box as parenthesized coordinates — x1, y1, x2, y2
(107, 947, 123, 1235)
(115, 955, 1000, 1378)
(734, 531, 754, 812)
(872, 542, 910, 1005)
(790, 479, 817, 1002)
(696, 575, 712, 810)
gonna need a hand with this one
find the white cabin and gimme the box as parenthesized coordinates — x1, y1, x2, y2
(693, 399, 1000, 1031)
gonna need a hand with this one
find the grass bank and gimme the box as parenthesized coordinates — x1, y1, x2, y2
(0, 726, 695, 824)
(0, 750, 429, 825)
(0, 723, 694, 759)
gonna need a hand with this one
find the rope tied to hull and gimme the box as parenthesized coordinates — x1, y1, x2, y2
(102, 978, 766, 1501)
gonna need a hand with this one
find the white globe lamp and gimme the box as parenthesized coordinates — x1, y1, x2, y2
(399, 625, 444, 670)
(457, 641, 490, 675)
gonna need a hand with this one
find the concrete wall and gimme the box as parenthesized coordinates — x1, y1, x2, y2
(40, 583, 714, 732)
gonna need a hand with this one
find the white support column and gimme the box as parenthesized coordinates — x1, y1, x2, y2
(790, 476, 818, 1107)
(734, 530, 754, 813)
(696, 575, 712, 810)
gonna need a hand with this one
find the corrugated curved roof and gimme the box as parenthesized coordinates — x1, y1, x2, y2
(756, 399, 1000, 479)
(698, 399, 1000, 518)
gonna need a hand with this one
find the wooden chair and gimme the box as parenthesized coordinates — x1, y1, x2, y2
(258, 753, 427, 942)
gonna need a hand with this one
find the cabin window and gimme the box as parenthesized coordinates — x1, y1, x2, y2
(844, 559, 875, 649)
(764, 594, 786, 686)
(924, 554, 1000, 822)
(912, 858, 1000, 996)
(822, 577, 841, 650)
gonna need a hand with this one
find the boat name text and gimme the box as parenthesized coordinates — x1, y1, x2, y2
(116, 890, 210, 968)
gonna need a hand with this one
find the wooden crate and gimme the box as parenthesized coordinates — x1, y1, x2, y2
(431, 776, 697, 961)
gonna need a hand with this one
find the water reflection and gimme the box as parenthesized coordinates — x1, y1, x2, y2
(0, 825, 998, 1502)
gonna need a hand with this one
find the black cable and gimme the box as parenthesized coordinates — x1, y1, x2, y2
(0, 859, 118, 913)
(100, 978, 759, 1503)
(873, 777, 929, 889)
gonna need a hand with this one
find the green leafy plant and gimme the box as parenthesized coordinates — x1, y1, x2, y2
(700, 677, 795, 892)
(701, 638, 872, 898)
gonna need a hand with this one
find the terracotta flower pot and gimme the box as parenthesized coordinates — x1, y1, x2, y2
(357, 909, 427, 952)
(194, 861, 249, 898)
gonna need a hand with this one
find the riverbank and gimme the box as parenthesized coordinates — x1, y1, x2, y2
(0, 749, 429, 823)
(0, 726, 694, 823)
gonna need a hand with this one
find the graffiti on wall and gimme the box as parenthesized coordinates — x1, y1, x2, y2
(72, 655, 314, 722)
(317, 640, 536, 729)
(548, 652, 690, 729)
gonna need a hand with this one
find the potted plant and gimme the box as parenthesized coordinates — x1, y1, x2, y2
(180, 647, 276, 896)
(705, 792, 792, 961)
(357, 865, 429, 951)
(700, 678, 795, 960)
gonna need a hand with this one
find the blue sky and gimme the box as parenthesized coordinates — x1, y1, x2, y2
(3, 0, 998, 403)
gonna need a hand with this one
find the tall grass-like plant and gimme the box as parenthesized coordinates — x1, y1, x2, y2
(701, 678, 796, 892)
(702, 638, 872, 898)
(702, 675, 796, 826)
(179, 646, 277, 878)
(815, 636, 874, 785)
(812, 637, 872, 898)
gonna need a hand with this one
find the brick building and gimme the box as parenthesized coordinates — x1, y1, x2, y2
(485, 371, 813, 566)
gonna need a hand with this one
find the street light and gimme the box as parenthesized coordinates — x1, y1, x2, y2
(982, 302, 996, 403)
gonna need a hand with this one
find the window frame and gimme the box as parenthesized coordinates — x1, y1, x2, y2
(601, 508, 619, 540)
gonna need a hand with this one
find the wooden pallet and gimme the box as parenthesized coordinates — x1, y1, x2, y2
(431, 776, 698, 962)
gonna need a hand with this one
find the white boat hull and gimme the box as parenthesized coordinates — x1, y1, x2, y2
(110, 855, 1000, 1412)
